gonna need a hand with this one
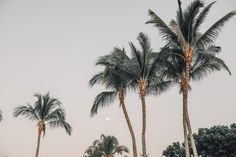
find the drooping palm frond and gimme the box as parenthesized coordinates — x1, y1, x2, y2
(113, 145, 129, 155)
(13, 105, 39, 121)
(48, 119, 72, 135)
(91, 91, 117, 117)
(89, 72, 105, 87)
(194, 11, 236, 49)
(145, 80, 173, 96)
(44, 108, 65, 121)
(190, 52, 231, 81)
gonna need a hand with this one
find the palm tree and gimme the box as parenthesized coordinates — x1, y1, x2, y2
(0, 109, 2, 122)
(89, 48, 138, 157)
(159, 45, 231, 156)
(128, 32, 171, 157)
(84, 140, 103, 157)
(13, 92, 72, 157)
(84, 134, 129, 157)
(146, 0, 235, 156)
(95, 32, 172, 157)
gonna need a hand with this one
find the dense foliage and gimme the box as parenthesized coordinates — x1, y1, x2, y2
(163, 124, 236, 157)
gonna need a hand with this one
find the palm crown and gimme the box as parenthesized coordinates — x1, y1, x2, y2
(84, 134, 129, 157)
(13, 92, 72, 135)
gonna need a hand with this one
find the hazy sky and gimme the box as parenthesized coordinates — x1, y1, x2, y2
(0, 0, 235, 156)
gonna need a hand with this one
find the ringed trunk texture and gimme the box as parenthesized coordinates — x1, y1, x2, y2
(184, 52, 198, 157)
(119, 91, 138, 157)
(139, 80, 147, 157)
(35, 129, 42, 157)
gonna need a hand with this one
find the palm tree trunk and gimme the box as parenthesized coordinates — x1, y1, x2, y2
(140, 93, 147, 157)
(119, 92, 138, 157)
(185, 105, 198, 157)
(183, 98, 190, 157)
(184, 58, 198, 157)
(139, 80, 147, 157)
(35, 129, 42, 157)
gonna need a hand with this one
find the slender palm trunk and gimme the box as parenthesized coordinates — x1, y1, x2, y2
(119, 91, 138, 157)
(139, 80, 147, 157)
(35, 129, 42, 157)
(184, 52, 198, 157)
(182, 92, 190, 157)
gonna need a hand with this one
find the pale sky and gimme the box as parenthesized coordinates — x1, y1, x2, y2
(0, 0, 235, 157)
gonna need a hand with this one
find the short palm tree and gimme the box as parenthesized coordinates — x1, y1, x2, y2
(84, 141, 103, 157)
(146, 0, 235, 156)
(13, 93, 72, 157)
(84, 134, 129, 157)
(89, 48, 138, 157)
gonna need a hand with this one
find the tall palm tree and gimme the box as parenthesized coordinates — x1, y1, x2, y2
(95, 32, 172, 157)
(13, 93, 72, 157)
(89, 48, 138, 157)
(84, 134, 129, 157)
(159, 45, 231, 156)
(146, 0, 235, 156)
(128, 32, 171, 157)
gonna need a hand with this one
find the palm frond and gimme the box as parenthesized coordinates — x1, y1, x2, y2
(190, 52, 231, 81)
(146, 9, 178, 43)
(181, 0, 204, 43)
(89, 72, 105, 87)
(137, 32, 151, 55)
(48, 119, 72, 135)
(91, 91, 117, 117)
(13, 105, 39, 121)
(176, 0, 183, 27)
(130, 42, 142, 72)
(113, 145, 129, 155)
(194, 11, 236, 49)
(43, 97, 61, 119)
(169, 19, 187, 45)
(193, 1, 216, 37)
(44, 107, 65, 121)
(34, 93, 42, 109)
(146, 80, 173, 96)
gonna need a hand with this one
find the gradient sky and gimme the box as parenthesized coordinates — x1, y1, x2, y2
(0, 0, 235, 156)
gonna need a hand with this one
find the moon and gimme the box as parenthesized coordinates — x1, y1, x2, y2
(105, 117, 110, 121)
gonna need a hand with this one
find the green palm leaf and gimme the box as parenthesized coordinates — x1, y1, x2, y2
(91, 91, 117, 116)
(194, 11, 236, 49)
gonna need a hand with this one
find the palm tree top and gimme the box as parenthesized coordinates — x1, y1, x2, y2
(13, 92, 72, 135)
(84, 134, 129, 157)
(146, 0, 236, 50)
